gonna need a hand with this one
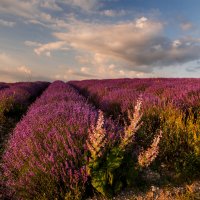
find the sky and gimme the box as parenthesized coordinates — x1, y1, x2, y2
(0, 0, 200, 82)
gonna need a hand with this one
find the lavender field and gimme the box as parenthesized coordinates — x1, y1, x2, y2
(0, 79, 200, 199)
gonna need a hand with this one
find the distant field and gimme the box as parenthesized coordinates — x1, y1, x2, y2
(1, 79, 200, 199)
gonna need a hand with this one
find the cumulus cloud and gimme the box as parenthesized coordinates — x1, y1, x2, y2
(135, 17, 148, 28)
(53, 17, 200, 73)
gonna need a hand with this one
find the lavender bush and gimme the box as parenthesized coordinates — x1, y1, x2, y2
(2, 81, 99, 199)
(0, 83, 9, 91)
(0, 81, 49, 119)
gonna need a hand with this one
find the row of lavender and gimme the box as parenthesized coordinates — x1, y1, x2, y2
(0, 83, 9, 91)
(0, 81, 50, 118)
(70, 78, 200, 178)
(1, 81, 100, 199)
(70, 78, 200, 115)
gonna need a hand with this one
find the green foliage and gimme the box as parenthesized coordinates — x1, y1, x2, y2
(0, 97, 14, 120)
(86, 100, 157, 198)
(138, 105, 200, 178)
(159, 106, 200, 175)
(137, 107, 161, 148)
(87, 146, 137, 198)
(0, 96, 25, 122)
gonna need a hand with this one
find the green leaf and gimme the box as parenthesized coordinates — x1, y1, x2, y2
(106, 148, 124, 171)
(108, 172, 114, 185)
(91, 169, 107, 196)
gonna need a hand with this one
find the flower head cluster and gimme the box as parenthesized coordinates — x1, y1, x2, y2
(120, 97, 143, 149)
(87, 110, 107, 159)
(138, 130, 162, 167)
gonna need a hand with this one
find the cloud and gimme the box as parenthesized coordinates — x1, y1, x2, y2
(0, 68, 52, 82)
(0, 52, 19, 67)
(76, 53, 110, 69)
(0, 0, 59, 19)
(0, 52, 53, 82)
(0, 0, 97, 31)
(186, 65, 200, 72)
(0, 0, 68, 31)
(57, 68, 97, 80)
(17, 65, 32, 75)
(25, 40, 42, 47)
(39, 0, 62, 11)
(172, 40, 182, 48)
(34, 41, 68, 56)
(25, 41, 69, 56)
(0, 69, 29, 82)
(0, 0, 99, 16)
(76, 53, 147, 79)
(0, 0, 38, 18)
(62, 0, 98, 11)
(80, 67, 90, 73)
(1, 1, 200, 79)
(101, 9, 126, 17)
(135, 17, 148, 28)
(0, 53, 28, 81)
(180, 22, 193, 31)
(53, 17, 200, 73)
(0, 19, 15, 27)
